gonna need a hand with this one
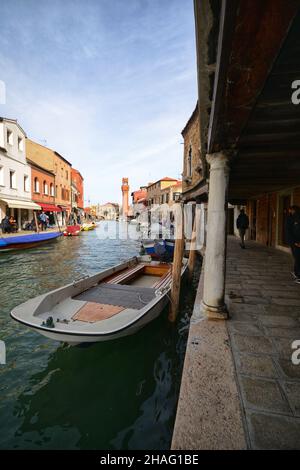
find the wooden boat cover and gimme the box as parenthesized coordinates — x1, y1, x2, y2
(74, 283, 156, 310)
(73, 302, 124, 322)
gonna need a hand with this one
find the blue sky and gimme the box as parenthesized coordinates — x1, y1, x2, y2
(0, 0, 197, 205)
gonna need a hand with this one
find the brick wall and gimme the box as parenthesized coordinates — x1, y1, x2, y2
(182, 107, 203, 193)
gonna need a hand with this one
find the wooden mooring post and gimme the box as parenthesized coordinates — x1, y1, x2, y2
(33, 211, 39, 233)
(168, 203, 184, 323)
(187, 214, 197, 280)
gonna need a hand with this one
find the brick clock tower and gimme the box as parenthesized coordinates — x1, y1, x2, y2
(121, 177, 129, 218)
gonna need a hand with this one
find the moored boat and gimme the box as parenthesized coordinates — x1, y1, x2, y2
(11, 256, 187, 343)
(0, 231, 63, 252)
(142, 239, 175, 260)
(63, 224, 81, 236)
(81, 222, 96, 231)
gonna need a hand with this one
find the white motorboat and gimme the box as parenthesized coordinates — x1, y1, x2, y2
(11, 256, 187, 344)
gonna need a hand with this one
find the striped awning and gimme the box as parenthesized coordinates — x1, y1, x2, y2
(0, 198, 41, 210)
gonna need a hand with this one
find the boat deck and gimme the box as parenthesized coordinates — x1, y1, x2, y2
(74, 283, 156, 309)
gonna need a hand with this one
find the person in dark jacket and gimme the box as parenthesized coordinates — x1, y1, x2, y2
(236, 209, 249, 249)
(285, 205, 300, 282)
(1, 216, 10, 233)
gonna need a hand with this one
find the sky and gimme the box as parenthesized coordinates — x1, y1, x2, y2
(0, 0, 197, 205)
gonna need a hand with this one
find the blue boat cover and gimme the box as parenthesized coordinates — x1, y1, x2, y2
(1, 232, 62, 246)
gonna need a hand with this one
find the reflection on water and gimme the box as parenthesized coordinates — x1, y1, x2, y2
(0, 222, 199, 449)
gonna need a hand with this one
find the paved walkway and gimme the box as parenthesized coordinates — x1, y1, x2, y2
(172, 236, 300, 450)
(226, 236, 300, 449)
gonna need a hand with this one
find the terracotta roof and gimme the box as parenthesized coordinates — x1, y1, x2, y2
(147, 177, 179, 188)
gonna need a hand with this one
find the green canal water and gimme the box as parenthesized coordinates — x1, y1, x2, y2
(0, 222, 199, 450)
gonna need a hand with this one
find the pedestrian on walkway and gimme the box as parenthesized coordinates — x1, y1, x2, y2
(38, 211, 48, 231)
(236, 208, 249, 249)
(285, 205, 300, 283)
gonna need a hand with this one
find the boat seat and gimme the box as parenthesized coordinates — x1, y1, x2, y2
(154, 270, 172, 289)
(106, 264, 144, 284)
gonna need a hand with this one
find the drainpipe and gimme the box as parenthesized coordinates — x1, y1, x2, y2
(201, 152, 230, 319)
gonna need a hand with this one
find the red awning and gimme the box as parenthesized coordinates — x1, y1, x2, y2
(39, 203, 62, 212)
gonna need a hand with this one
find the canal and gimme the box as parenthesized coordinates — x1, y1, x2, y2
(0, 222, 199, 450)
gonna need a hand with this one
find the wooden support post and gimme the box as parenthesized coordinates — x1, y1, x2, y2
(33, 211, 39, 233)
(188, 214, 197, 280)
(55, 212, 61, 232)
(168, 203, 184, 323)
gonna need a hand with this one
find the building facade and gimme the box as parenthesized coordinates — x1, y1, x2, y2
(160, 181, 182, 206)
(131, 186, 147, 205)
(147, 177, 180, 206)
(28, 159, 57, 224)
(181, 103, 207, 199)
(71, 168, 84, 215)
(0, 118, 40, 229)
(96, 202, 119, 220)
(26, 139, 72, 224)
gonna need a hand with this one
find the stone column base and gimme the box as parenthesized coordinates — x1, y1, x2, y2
(200, 301, 228, 320)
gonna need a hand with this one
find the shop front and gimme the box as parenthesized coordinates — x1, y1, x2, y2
(0, 198, 41, 230)
(38, 203, 63, 228)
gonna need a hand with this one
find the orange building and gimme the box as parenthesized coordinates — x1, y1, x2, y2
(71, 168, 84, 210)
(26, 139, 72, 223)
(28, 159, 60, 223)
(131, 186, 147, 205)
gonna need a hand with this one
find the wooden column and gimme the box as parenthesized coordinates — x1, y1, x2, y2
(33, 211, 39, 233)
(169, 203, 184, 322)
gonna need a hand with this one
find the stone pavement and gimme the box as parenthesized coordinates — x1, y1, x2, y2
(226, 236, 300, 449)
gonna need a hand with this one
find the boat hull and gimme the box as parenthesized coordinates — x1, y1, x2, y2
(25, 295, 169, 344)
(11, 257, 187, 344)
(142, 239, 175, 259)
(0, 232, 63, 252)
(63, 225, 81, 236)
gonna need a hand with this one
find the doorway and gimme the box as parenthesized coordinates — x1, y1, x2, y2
(278, 194, 291, 246)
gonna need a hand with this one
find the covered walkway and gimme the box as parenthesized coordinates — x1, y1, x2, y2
(172, 237, 300, 449)
(226, 237, 300, 449)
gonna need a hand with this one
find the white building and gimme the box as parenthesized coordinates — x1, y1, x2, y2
(0, 117, 40, 229)
(96, 202, 119, 220)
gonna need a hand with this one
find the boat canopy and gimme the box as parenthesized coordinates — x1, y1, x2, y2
(39, 203, 62, 212)
(0, 198, 41, 210)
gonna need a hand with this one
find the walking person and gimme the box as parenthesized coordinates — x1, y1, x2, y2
(236, 208, 249, 249)
(38, 211, 47, 231)
(285, 205, 300, 283)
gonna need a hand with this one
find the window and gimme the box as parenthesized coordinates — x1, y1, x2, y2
(34, 177, 40, 193)
(50, 183, 54, 197)
(55, 185, 58, 197)
(0, 166, 3, 186)
(43, 181, 48, 195)
(9, 170, 16, 189)
(62, 188, 70, 201)
(24, 175, 29, 192)
(7, 129, 13, 145)
(18, 137, 24, 151)
(65, 170, 68, 180)
(187, 147, 192, 177)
